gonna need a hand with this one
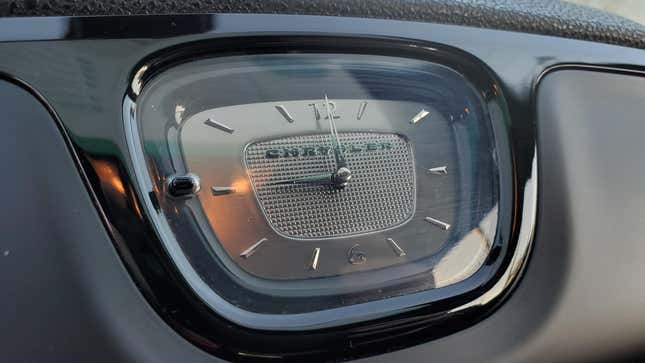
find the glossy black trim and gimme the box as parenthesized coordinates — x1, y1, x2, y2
(536, 63, 645, 85)
(2, 13, 643, 362)
(124, 35, 523, 333)
(0, 71, 114, 237)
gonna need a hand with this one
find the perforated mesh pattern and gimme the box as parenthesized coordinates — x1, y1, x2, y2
(245, 132, 416, 239)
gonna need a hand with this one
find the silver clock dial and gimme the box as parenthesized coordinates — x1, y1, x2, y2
(134, 52, 505, 315)
(179, 98, 481, 281)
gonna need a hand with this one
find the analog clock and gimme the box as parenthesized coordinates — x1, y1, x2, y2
(129, 49, 511, 326)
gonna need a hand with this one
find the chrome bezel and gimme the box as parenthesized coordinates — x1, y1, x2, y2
(123, 36, 535, 331)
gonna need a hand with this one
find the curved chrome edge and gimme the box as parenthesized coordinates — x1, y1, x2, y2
(121, 39, 538, 332)
(123, 81, 533, 331)
(123, 107, 536, 333)
(450, 150, 536, 313)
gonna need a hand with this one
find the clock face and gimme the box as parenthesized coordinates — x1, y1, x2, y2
(179, 97, 494, 284)
(133, 52, 508, 317)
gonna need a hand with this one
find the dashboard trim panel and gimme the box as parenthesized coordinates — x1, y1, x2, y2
(3, 13, 643, 361)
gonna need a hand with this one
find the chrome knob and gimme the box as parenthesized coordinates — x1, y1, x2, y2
(167, 174, 201, 197)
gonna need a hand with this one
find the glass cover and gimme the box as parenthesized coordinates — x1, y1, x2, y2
(133, 53, 504, 319)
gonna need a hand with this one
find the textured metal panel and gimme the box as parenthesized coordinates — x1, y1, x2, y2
(245, 132, 415, 239)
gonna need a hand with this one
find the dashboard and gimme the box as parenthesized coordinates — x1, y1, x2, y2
(1, 2, 645, 362)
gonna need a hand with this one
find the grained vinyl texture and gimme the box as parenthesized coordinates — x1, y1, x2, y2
(2, 0, 645, 49)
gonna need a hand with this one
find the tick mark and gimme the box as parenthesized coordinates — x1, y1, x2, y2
(211, 186, 236, 196)
(357, 101, 368, 120)
(429, 166, 448, 175)
(240, 237, 267, 259)
(425, 217, 451, 231)
(310, 247, 321, 270)
(204, 118, 234, 134)
(386, 238, 406, 257)
(275, 105, 295, 123)
(411, 109, 430, 124)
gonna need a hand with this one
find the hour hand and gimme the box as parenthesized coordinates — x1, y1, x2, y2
(267, 173, 335, 186)
(267, 168, 352, 188)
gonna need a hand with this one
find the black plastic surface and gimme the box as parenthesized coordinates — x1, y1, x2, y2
(360, 69, 645, 362)
(0, 79, 222, 363)
(3, 0, 645, 49)
(1, 12, 645, 362)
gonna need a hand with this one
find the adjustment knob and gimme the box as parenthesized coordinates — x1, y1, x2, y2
(167, 174, 201, 197)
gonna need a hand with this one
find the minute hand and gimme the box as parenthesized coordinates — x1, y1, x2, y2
(324, 95, 346, 168)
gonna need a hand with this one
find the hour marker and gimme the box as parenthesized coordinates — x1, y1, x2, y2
(309, 247, 321, 270)
(386, 238, 406, 257)
(308, 103, 321, 120)
(204, 118, 234, 134)
(425, 217, 451, 231)
(357, 101, 368, 120)
(429, 166, 448, 175)
(348, 244, 367, 265)
(275, 105, 295, 123)
(410, 109, 430, 124)
(211, 186, 235, 195)
(240, 237, 267, 259)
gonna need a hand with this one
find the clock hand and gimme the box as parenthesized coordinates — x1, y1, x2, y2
(267, 168, 352, 188)
(267, 173, 335, 186)
(324, 95, 346, 169)
(268, 96, 352, 189)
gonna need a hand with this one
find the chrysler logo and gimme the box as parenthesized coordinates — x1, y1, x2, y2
(265, 142, 392, 159)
